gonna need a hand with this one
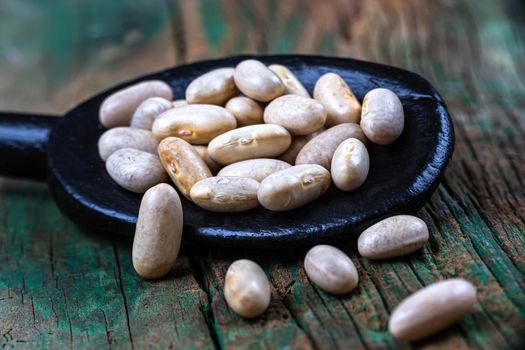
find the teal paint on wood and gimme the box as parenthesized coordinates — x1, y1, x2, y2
(0, 0, 525, 348)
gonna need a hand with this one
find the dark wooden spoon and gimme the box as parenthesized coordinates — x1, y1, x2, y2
(0, 55, 454, 248)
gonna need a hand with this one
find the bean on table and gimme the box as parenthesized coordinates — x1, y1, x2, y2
(96, 63, 475, 343)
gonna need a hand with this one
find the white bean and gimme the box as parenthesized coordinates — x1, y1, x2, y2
(360, 88, 404, 144)
(185, 68, 239, 105)
(257, 164, 331, 211)
(208, 124, 291, 165)
(130, 97, 173, 129)
(296, 123, 366, 170)
(152, 104, 237, 144)
(331, 138, 369, 191)
(224, 259, 271, 318)
(304, 245, 359, 295)
(132, 183, 183, 279)
(217, 158, 291, 182)
(190, 176, 259, 212)
(158, 137, 212, 198)
(263, 95, 327, 135)
(313, 73, 361, 127)
(358, 215, 429, 259)
(234, 59, 284, 102)
(389, 279, 477, 341)
(225, 96, 264, 127)
(105, 148, 167, 193)
(98, 127, 159, 161)
(99, 80, 173, 128)
(278, 128, 325, 164)
(172, 99, 188, 107)
(193, 145, 221, 175)
(268, 64, 310, 97)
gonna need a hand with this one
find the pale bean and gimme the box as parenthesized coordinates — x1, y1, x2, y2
(99, 80, 173, 128)
(208, 124, 291, 165)
(172, 99, 188, 107)
(185, 68, 239, 105)
(158, 137, 212, 198)
(358, 215, 429, 259)
(361, 88, 404, 144)
(225, 96, 264, 127)
(389, 279, 477, 341)
(132, 183, 183, 279)
(193, 145, 221, 174)
(234, 59, 285, 102)
(296, 123, 366, 170)
(190, 176, 259, 212)
(278, 128, 324, 164)
(268, 64, 310, 97)
(304, 245, 359, 295)
(217, 158, 291, 182)
(331, 138, 369, 191)
(264, 95, 327, 135)
(224, 259, 271, 318)
(98, 127, 159, 161)
(257, 164, 331, 211)
(314, 73, 361, 127)
(152, 104, 237, 144)
(130, 97, 173, 129)
(106, 148, 167, 193)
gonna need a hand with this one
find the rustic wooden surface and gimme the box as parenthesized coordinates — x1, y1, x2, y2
(0, 0, 524, 349)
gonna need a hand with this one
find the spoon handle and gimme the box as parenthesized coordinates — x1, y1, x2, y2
(0, 112, 60, 180)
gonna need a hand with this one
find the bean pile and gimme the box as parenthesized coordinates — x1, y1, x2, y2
(98, 59, 399, 210)
(97, 59, 477, 342)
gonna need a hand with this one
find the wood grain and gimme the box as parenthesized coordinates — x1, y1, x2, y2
(0, 0, 524, 349)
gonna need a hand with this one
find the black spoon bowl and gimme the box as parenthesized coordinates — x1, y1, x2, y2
(0, 55, 454, 248)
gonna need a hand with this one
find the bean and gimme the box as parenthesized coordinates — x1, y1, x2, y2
(258, 164, 331, 211)
(313, 73, 361, 127)
(158, 137, 212, 198)
(193, 145, 221, 174)
(208, 124, 291, 165)
(98, 127, 159, 161)
(331, 138, 369, 191)
(132, 183, 183, 279)
(99, 80, 172, 128)
(224, 259, 271, 318)
(172, 99, 188, 107)
(296, 123, 366, 170)
(361, 88, 404, 144)
(388, 279, 477, 341)
(130, 97, 173, 129)
(152, 104, 237, 144)
(106, 148, 167, 193)
(234, 59, 285, 102)
(225, 96, 264, 127)
(358, 215, 429, 259)
(190, 176, 259, 212)
(268, 64, 310, 97)
(185, 68, 239, 105)
(304, 245, 359, 295)
(278, 128, 324, 164)
(217, 158, 291, 182)
(264, 95, 327, 135)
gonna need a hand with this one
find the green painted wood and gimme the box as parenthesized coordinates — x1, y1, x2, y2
(0, 180, 215, 349)
(1, 0, 524, 349)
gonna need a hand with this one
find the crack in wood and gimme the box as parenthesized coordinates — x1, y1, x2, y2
(111, 241, 134, 349)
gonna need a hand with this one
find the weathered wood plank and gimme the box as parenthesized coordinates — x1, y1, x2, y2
(0, 0, 524, 349)
(0, 180, 216, 349)
(0, 0, 176, 114)
(0, 1, 215, 348)
(190, 0, 525, 348)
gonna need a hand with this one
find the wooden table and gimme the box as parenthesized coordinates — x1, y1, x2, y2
(0, 1, 524, 348)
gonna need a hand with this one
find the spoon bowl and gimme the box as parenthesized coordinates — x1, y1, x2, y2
(0, 55, 454, 248)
